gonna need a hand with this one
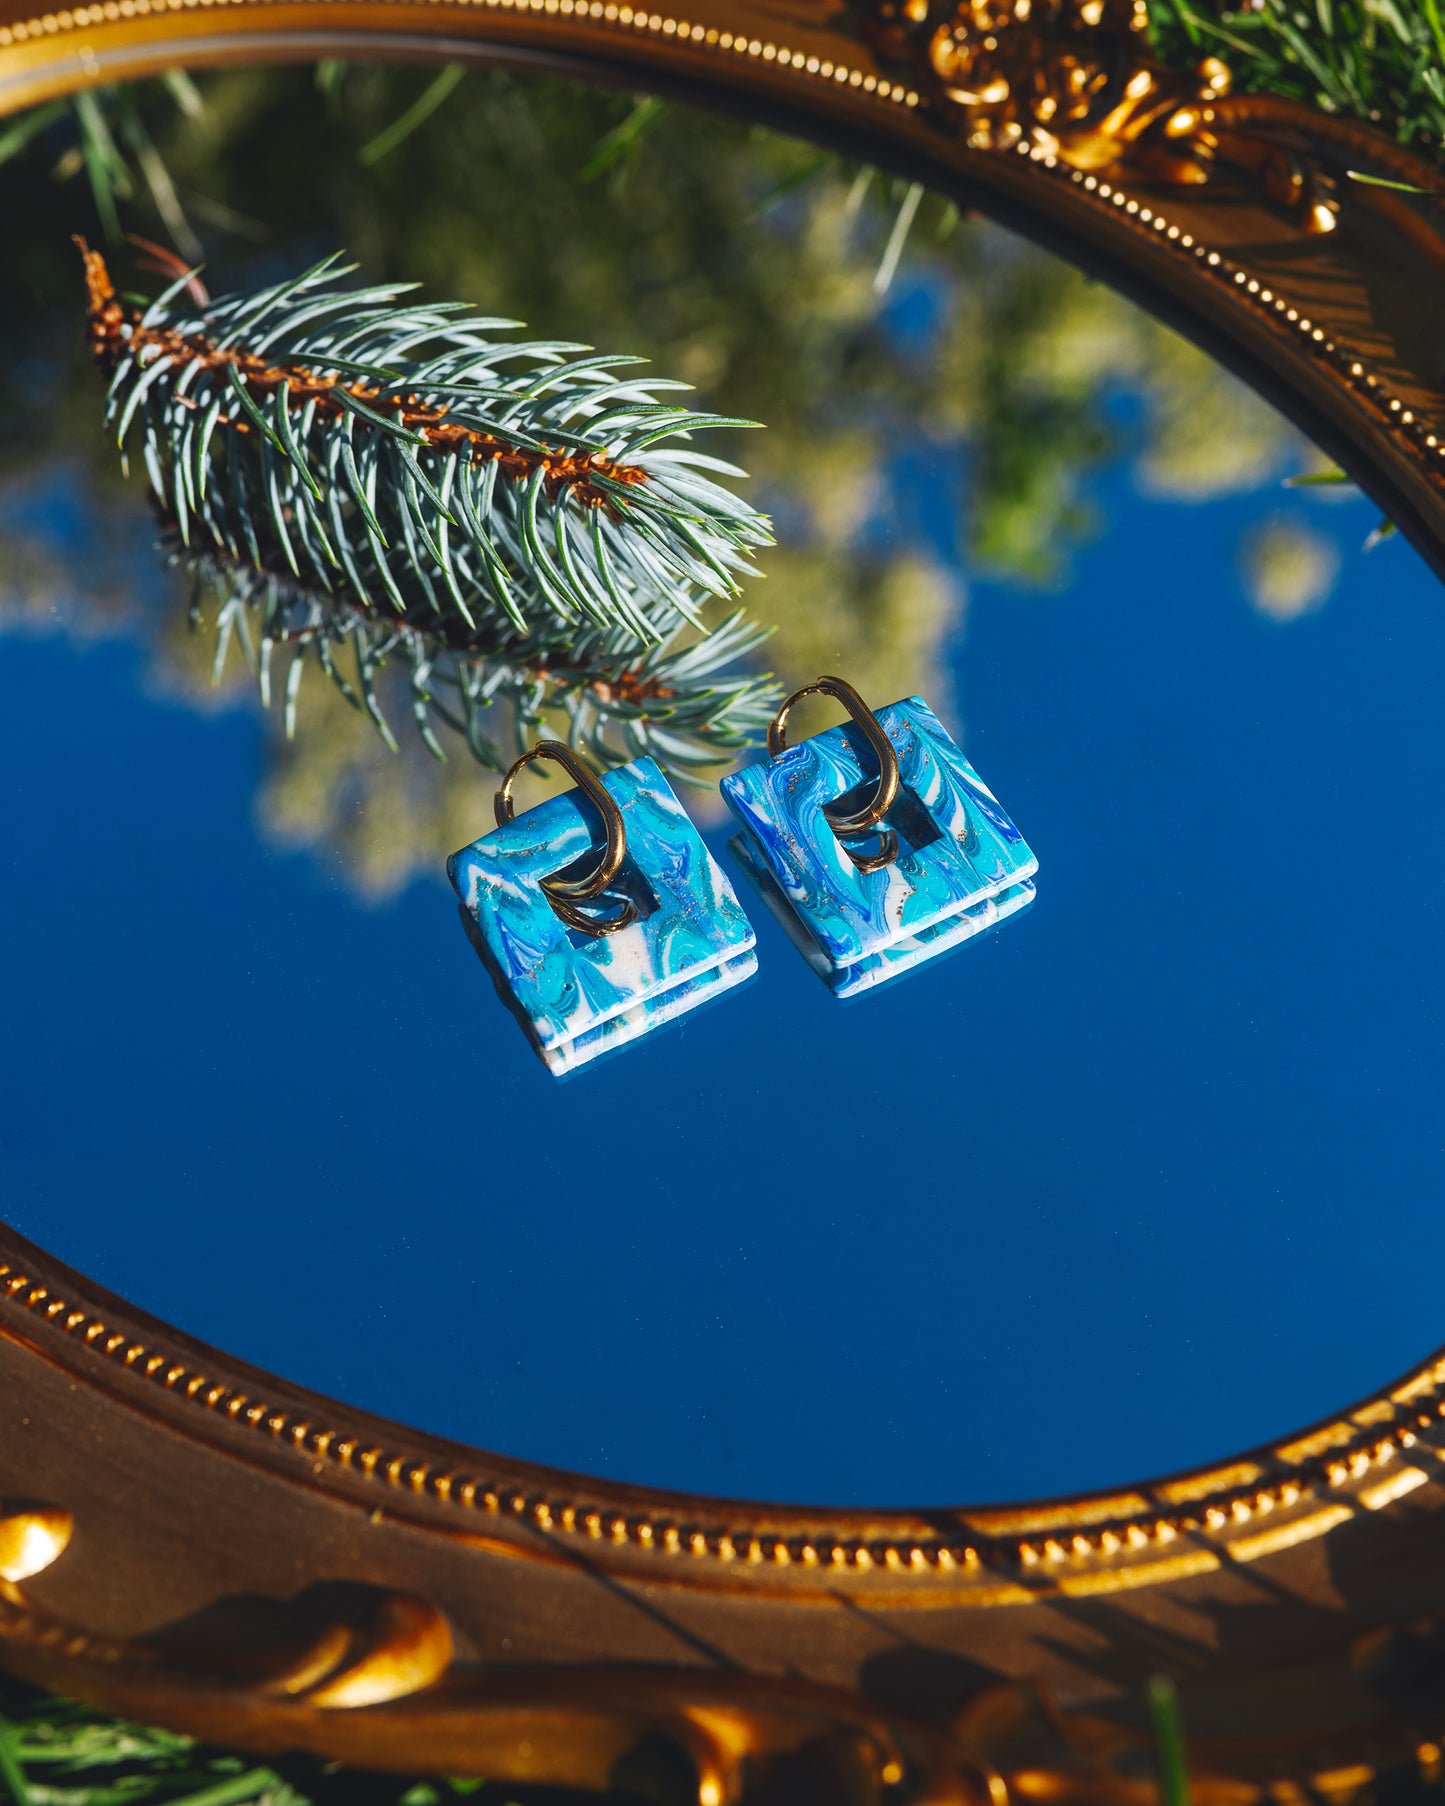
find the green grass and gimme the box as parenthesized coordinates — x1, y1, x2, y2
(0, 1670, 1204, 1806)
(1149, 0, 1445, 157)
(0, 1676, 606, 1806)
(1147, 1675, 1190, 1806)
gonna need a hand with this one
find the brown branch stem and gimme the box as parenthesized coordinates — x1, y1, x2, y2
(172, 525, 676, 705)
(78, 240, 650, 507)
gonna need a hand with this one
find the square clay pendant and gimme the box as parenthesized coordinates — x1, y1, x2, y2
(721, 696, 1036, 995)
(449, 756, 756, 1075)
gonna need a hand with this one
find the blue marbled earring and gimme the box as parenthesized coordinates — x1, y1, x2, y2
(720, 677, 1037, 997)
(448, 742, 757, 1075)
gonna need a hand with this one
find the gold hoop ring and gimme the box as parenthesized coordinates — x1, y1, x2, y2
(767, 676, 901, 871)
(494, 741, 638, 937)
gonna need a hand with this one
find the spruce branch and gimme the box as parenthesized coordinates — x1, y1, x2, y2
(82, 241, 781, 777)
(182, 533, 779, 777)
(81, 241, 770, 637)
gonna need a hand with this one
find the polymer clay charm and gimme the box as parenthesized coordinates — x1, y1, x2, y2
(721, 677, 1036, 997)
(449, 742, 757, 1075)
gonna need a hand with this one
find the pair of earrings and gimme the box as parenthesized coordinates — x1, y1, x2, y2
(447, 677, 1038, 1075)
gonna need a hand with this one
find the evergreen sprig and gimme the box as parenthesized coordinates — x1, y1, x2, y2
(1148, 0, 1445, 155)
(185, 540, 779, 774)
(82, 241, 779, 775)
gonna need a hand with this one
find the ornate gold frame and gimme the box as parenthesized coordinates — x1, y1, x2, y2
(5, 1, 1445, 1795)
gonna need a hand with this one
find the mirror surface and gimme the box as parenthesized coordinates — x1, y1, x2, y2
(3, 63, 1442, 1507)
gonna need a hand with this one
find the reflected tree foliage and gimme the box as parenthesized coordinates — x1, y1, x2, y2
(0, 64, 1305, 893)
(1240, 516, 1341, 622)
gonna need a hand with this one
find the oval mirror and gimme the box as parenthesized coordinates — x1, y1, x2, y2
(3, 58, 1439, 1515)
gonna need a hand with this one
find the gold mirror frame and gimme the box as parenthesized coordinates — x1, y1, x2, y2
(5, 3, 1445, 1797)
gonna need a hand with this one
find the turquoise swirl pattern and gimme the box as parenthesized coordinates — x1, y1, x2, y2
(730, 834, 1035, 997)
(448, 757, 757, 1076)
(721, 695, 1036, 994)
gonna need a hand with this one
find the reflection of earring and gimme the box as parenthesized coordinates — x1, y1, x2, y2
(449, 742, 757, 1076)
(720, 677, 1037, 997)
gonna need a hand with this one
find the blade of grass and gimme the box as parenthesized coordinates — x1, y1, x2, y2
(358, 65, 464, 166)
(1421, 0, 1445, 72)
(118, 92, 202, 260)
(0, 1714, 32, 1806)
(0, 100, 67, 166)
(1147, 1675, 1189, 1806)
(163, 1767, 285, 1806)
(162, 69, 204, 116)
(751, 150, 831, 216)
(1346, 168, 1437, 191)
(315, 57, 348, 111)
(874, 179, 923, 295)
(580, 95, 665, 180)
(843, 163, 874, 217)
(73, 88, 131, 241)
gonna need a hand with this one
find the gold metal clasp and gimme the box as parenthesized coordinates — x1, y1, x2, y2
(767, 676, 902, 873)
(495, 741, 638, 937)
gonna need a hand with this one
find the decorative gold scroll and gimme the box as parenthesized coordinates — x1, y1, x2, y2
(7, 0, 1445, 1792)
(3, 1227, 1445, 1801)
(860, 0, 1339, 228)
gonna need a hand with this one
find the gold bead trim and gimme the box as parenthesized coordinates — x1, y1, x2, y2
(0, 0, 922, 107)
(0, 1590, 134, 1666)
(1, 9, 1429, 463)
(992, 139, 1444, 472)
(1, 1259, 1439, 1584)
(0, 97, 1435, 1589)
(0, 1262, 976, 1578)
(2, 105, 1430, 1589)
(2, 0, 1436, 467)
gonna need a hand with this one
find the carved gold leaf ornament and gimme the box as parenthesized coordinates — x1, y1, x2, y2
(863, 0, 1339, 228)
(0, 1476, 1232, 1800)
(0, 1510, 454, 1715)
(924, 0, 1209, 159)
(0, 1491, 453, 1719)
(0, 1257, 1435, 1594)
(301, 1594, 453, 1708)
(0, 1503, 72, 1584)
(8, 4, 1445, 1796)
(0, 1517, 1016, 1804)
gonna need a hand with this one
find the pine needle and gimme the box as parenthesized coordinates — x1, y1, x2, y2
(82, 242, 780, 777)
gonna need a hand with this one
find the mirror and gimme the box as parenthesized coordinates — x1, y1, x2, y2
(3, 61, 1440, 1509)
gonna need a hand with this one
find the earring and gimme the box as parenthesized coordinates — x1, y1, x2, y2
(448, 742, 757, 1075)
(720, 678, 1036, 997)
